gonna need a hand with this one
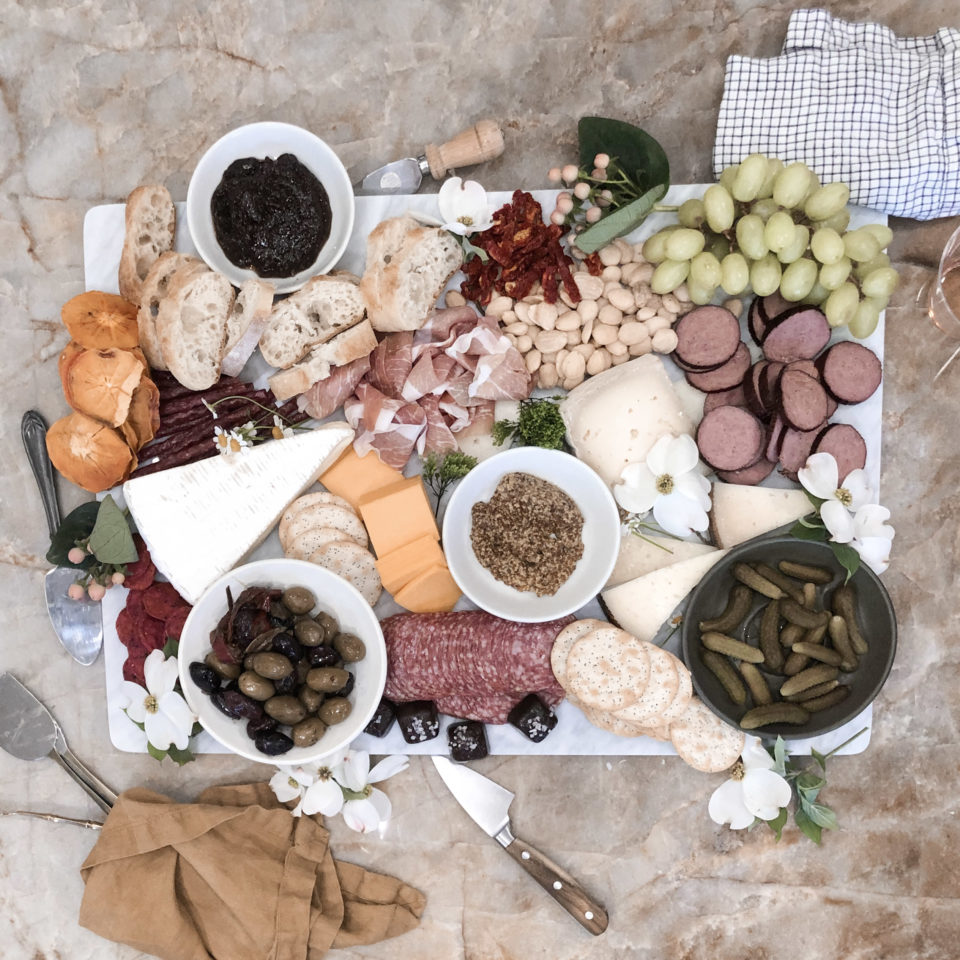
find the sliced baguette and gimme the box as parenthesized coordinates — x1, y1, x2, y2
(268, 319, 377, 401)
(137, 252, 199, 370)
(258, 274, 365, 369)
(156, 265, 234, 390)
(358, 215, 422, 322)
(221, 278, 276, 377)
(119, 185, 176, 304)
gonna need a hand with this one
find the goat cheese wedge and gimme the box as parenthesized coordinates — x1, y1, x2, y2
(709, 482, 812, 548)
(123, 423, 354, 603)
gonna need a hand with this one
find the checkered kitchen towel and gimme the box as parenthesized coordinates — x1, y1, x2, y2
(714, 8, 960, 219)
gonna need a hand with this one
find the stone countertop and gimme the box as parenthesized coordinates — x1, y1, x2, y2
(2, 2, 959, 958)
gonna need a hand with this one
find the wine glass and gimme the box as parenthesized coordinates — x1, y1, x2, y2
(924, 221, 960, 378)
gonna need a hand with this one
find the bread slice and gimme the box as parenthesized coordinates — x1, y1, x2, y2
(258, 274, 366, 369)
(156, 265, 235, 390)
(358, 216, 422, 321)
(137, 252, 199, 370)
(221, 278, 275, 377)
(267, 319, 377, 401)
(119, 185, 176, 304)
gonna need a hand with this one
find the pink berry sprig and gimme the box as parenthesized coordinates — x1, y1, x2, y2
(65, 543, 126, 602)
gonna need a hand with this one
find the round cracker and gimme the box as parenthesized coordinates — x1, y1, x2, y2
(308, 540, 382, 607)
(659, 657, 693, 724)
(635, 721, 672, 742)
(551, 618, 606, 689)
(279, 492, 357, 545)
(285, 527, 354, 562)
(281, 504, 367, 552)
(668, 698, 745, 773)
(565, 627, 648, 712)
(613, 644, 680, 725)
(580, 705, 647, 738)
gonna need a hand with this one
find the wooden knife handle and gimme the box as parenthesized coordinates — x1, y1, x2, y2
(424, 120, 504, 180)
(499, 829, 608, 935)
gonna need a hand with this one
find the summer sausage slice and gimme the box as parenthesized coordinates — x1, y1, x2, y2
(817, 341, 882, 404)
(697, 406, 766, 472)
(748, 298, 767, 346)
(716, 458, 776, 485)
(762, 307, 831, 363)
(778, 425, 821, 480)
(765, 415, 786, 463)
(744, 361, 770, 420)
(703, 382, 748, 414)
(758, 291, 793, 327)
(779, 369, 830, 431)
(674, 305, 741, 369)
(813, 423, 867, 482)
(760, 361, 785, 409)
(685, 342, 752, 392)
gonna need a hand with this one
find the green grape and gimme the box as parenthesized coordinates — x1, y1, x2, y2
(854, 252, 891, 279)
(677, 198, 707, 229)
(719, 165, 739, 194)
(780, 258, 818, 301)
(849, 296, 882, 339)
(800, 170, 821, 204)
(810, 227, 845, 265)
(819, 257, 852, 290)
(650, 258, 690, 295)
(721, 252, 750, 295)
(804, 181, 850, 221)
(803, 280, 830, 305)
(764, 211, 796, 252)
(843, 228, 882, 262)
(814, 209, 851, 233)
(687, 281, 717, 305)
(732, 154, 769, 202)
(690, 251, 722, 289)
(773, 162, 813, 208)
(704, 184, 735, 232)
(735, 214, 768, 260)
(750, 253, 782, 297)
(707, 233, 731, 260)
(757, 157, 783, 199)
(750, 198, 779, 221)
(642, 228, 677, 263)
(861, 266, 899, 299)
(665, 228, 706, 261)
(823, 282, 860, 327)
(860, 223, 893, 249)
(777, 224, 810, 264)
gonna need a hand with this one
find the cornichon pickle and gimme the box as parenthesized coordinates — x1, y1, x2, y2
(781, 598, 830, 630)
(740, 703, 810, 729)
(699, 583, 753, 633)
(779, 623, 805, 648)
(832, 584, 868, 654)
(802, 582, 817, 608)
(804, 623, 828, 645)
(783, 651, 810, 675)
(732, 563, 784, 599)
(701, 649, 748, 705)
(759, 600, 785, 672)
(802, 686, 851, 712)
(778, 560, 833, 584)
(784, 679, 839, 702)
(780, 664, 840, 697)
(790, 642, 844, 667)
(701, 631, 765, 663)
(739, 662, 773, 705)
(828, 614, 858, 671)
(754, 563, 804, 603)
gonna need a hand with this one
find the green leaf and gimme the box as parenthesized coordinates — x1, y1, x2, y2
(801, 799, 838, 831)
(88, 495, 138, 565)
(796, 771, 826, 794)
(804, 490, 826, 510)
(190, 721, 204, 737)
(829, 542, 861, 583)
(794, 807, 822, 844)
(575, 183, 669, 253)
(46, 501, 100, 567)
(146, 741, 167, 763)
(772, 736, 787, 777)
(491, 419, 517, 447)
(811, 747, 828, 771)
(790, 521, 828, 542)
(764, 807, 788, 841)
(578, 116, 670, 196)
(161, 638, 179, 660)
(166, 743, 196, 766)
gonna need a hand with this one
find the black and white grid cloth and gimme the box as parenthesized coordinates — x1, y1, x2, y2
(714, 8, 960, 220)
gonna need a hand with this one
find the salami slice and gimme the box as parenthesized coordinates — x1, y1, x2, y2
(685, 343, 752, 393)
(813, 423, 867, 482)
(762, 307, 831, 363)
(697, 406, 765, 472)
(779, 369, 829, 431)
(674, 306, 741, 369)
(716, 458, 776, 485)
(703, 383, 748, 414)
(817, 341, 882, 404)
(142, 581, 190, 620)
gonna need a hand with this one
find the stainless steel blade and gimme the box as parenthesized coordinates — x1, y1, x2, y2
(356, 157, 426, 195)
(43, 568, 103, 666)
(432, 756, 513, 837)
(0, 674, 58, 761)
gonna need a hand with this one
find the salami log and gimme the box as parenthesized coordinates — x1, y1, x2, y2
(697, 406, 766, 472)
(674, 305, 741, 369)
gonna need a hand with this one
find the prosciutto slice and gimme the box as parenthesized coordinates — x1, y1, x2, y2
(297, 355, 371, 420)
(344, 383, 426, 470)
(417, 395, 458, 456)
(368, 331, 413, 398)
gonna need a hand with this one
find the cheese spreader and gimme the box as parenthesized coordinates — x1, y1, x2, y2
(431, 756, 608, 935)
(355, 119, 504, 195)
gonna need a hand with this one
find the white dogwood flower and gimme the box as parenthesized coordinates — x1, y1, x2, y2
(851, 503, 895, 574)
(334, 750, 409, 834)
(798, 452, 871, 543)
(709, 737, 792, 829)
(119, 650, 197, 752)
(438, 177, 494, 236)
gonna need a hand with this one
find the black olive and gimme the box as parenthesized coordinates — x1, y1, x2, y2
(274, 672, 297, 695)
(333, 671, 355, 699)
(255, 731, 295, 756)
(211, 689, 264, 721)
(189, 661, 221, 694)
(307, 645, 341, 669)
(272, 633, 303, 663)
(246, 716, 277, 739)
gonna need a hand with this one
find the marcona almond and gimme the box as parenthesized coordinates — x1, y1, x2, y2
(556, 312, 581, 332)
(601, 265, 622, 282)
(598, 304, 623, 326)
(522, 292, 544, 305)
(633, 287, 651, 309)
(629, 339, 653, 357)
(574, 273, 603, 300)
(603, 281, 622, 299)
(646, 314, 672, 334)
(674, 283, 691, 302)
(561, 351, 586, 381)
(446, 290, 467, 308)
(525, 349, 542, 373)
(636, 305, 656, 320)
(586, 349, 609, 375)
(580, 317, 595, 344)
(607, 287, 635, 313)
(619, 262, 641, 285)
(531, 302, 558, 330)
(573, 342, 595, 359)
(541, 351, 558, 364)
(515, 334, 533, 353)
(566, 329, 581, 346)
(534, 329, 567, 353)
(652, 328, 679, 353)
(485, 295, 513, 317)
(607, 339, 628, 357)
(617, 321, 649, 346)
(598, 244, 621, 266)
(501, 309, 518, 324)
(505, 321, 529, 336)
(723, 298, 743, 316)
(562, 375, 583, 390)
(514, 301, 531, 323)
(611, 351, 629, 365)
(632, 262, 655, 284)
(539, 362, 559, 388)
(559, 287, 577, 309)
(577, 299, 599, 323)
(555, 348, 570, 373)
(591, 323, 618, 346)
(614, 238, 635, 262)
(661, 294, 682, 314)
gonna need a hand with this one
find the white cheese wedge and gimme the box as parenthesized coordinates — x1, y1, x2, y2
(606, 533, 718, 588)
(561, 355, 693, 486)
(670, 376, 707, 426)
(709, 482, 812, 549)
(123, 423, 354, 603)
(601, 549, 727, 641)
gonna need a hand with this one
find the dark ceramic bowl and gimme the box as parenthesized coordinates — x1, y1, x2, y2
(680, 536, 897, 739)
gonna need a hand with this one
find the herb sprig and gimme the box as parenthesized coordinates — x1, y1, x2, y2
(492, 396, 567, 450)
(421, 451, 478, 518)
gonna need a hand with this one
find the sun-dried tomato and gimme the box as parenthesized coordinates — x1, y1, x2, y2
(583, 252, 603, 276)
(460, 191, 580, 306)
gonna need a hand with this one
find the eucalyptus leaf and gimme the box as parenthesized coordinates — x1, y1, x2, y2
(765, 807, 788, 841)
(575, 184, 669, 253)
(146, 741, 167, 763)
(46, 501, 100, 567)
(794, 807, 822, 844)
(790, 521, 828, 542)
(578, 116, 670, 193)
(829, 542, 861, 583)
(88, 495, 138, 565)
(801, 799, 838, 831)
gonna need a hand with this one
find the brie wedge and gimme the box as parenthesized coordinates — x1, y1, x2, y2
(709, 482, 812, 549)
(123, 423, 354, 604)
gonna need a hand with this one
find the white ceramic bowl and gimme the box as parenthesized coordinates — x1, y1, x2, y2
(442, 448, 620, 622)
(186, 121, 355, 294)
(177, 558, 385, 764)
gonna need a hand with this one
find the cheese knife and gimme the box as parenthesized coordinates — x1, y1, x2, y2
(431, 756, 608, 935)
(21, 410, 103, 666)
(355, 120, 505, 195)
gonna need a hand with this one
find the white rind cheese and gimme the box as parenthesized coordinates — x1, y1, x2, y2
(601, 550, 728, 641)
(606, 534, 718, 589)
(709, 482, 812, 549)
(123, 423, 354, 603)
(561, 355, 693, 486)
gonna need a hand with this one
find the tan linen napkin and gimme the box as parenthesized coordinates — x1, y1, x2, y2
(78, 783, 425, 960)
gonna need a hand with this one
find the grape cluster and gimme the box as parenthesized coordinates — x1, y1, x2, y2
(641, 156, 897, 338)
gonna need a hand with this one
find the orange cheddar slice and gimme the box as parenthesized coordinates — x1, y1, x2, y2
(393, 563, 461, 613)
(319, 447, 405, 512)
(358, 476, 439, 558)
(375, 535, 447, 596)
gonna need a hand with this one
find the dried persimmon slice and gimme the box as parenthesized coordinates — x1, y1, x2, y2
(61, 291, 139, 350)
(63, 348, 144, 427)
(124, 374, 160, 448)
(57, 339, 85, 386)
(45, 412, 137, 493)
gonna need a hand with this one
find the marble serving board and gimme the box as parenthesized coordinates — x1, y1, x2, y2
(84, 187, 878, 758)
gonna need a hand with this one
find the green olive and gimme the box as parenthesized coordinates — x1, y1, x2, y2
(243, 654, 257, 671)
(251, 652, 294, 679)
(298, 686, 324, 714)
(238, 671, 275, 701)
(294, 619, 324, 647)
(306, 667, 349, 693)
(264, 696, 306, 725)
(205, 652, 241, 680)
(291, 717, 326, 748)
(318, 697, 352, 726)
(333, 633, 366, 663)
(295, 658, 311, 685)
(315, 612, 339, 643)
(281, 586, 316, 616)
